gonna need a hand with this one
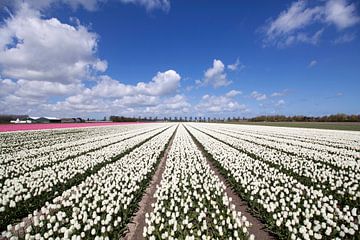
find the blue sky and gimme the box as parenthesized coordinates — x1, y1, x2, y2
(0, 0, 359, 118)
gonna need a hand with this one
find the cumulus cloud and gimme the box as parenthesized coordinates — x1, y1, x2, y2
(143, 95, 191, 115)
(0, 78, 17, 97)
(8, 80, 82, 99)
(49, 93, 189, 117)
(197, 59, 231, 88)
(0, 4, 106, 84)
(325, 0, 360, 29)
(0, 2, 178, 117)
(3, 70, 182, 116)
(136, 70, 181, 95)
(225, 90, 242, 98)
(90, 70, 180, 98)
(195, 91, 247, 113)
(250, 91, 267, 101)
(262, 0, 360, 47)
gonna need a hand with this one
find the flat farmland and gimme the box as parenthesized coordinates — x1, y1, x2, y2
(229, 121, 360, 131)
(1, 123, 359, 240)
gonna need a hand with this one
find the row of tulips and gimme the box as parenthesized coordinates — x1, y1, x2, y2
(195, 125, 360, 206)
(0, 125, 163, 182)
(186, 124, 359, 240)
(0, 124, 172, 230)
(1, 125, 177, 240)
(216, 123, 360, 151)
(144, 125, 254, 240)
(0, 124, 147, 165)
(214, 125, 360, 160)
(0, 125, 135, 156)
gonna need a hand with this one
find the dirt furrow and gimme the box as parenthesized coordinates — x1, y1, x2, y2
(123, 127, 177, 240)
(186, 125, 276, 240)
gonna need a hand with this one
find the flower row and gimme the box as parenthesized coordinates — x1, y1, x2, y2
(196, 125, 360, 205)
(187, 124, 359, 240)
(1, 125, 177, 239)
(144, 125, 254, 240)
(0, 124, 171, 230)
(1, 125, 162, 181)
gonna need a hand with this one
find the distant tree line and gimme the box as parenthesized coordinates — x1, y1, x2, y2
(2, 113, 359, 124)
(0, 114, 29, 123)
(109, 116, 142, 122)
(248, 114, 360, 122)
(110, 114, 360, 123)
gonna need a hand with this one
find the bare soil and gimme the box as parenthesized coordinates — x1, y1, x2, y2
(123, 130, 176, 240)
(188, 128, 277, 239)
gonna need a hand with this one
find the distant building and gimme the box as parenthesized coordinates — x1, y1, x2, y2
(10, 116, 83, 124)
(61, 118, 84, 123)
(10, 118, 30, 124)
(61, 118, 75, 123)
(27, 117, 61, 123)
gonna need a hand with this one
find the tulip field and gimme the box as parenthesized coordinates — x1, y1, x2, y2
(1, 123, 359, 239)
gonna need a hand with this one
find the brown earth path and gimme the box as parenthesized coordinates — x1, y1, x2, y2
(123, 127, 177, 240)
(185, 124, 277, 240)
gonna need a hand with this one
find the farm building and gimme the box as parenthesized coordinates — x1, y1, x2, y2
(27, 117, 61, 123)
(61, 118, 84, 123)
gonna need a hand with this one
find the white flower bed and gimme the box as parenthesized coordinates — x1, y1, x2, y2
(212, 123, 360, 151)
(209, 125, 360, 165)
(0, 124, 171, 229)
(0, 125, 147, 165)
(195, 125, 360, 204)
(1, 125, 177, 239)
(0, 125, 162, 181)
(187, 124, 360, 240)
(144, 125, 254, 240)
(212, 125, 360, 161)
(0, 125, 134, 156)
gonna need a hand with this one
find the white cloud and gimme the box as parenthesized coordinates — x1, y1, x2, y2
(8, 70, 182, 116)
(308, 60, 317, 68)
(227, 58, 245, 71)
(265, 1, 322, 38)
(198, 59, 231, 88)
(143, 95, 191, 115)
(196, 91, 247, 113)
(275, 99, 285, 107)
(250, 91, 267, 101)
(136, 70, 181, 95)
(2, 0, 100, 11)
(12, 80, 82, 99)
(119, 0, 170, 12)
(49, 94, 190, 117)
(271, 89, 289, 97)
(0, 3, 106, 84)
(285, 28, 324, 46)
(325, 0, 360, 29)
(333, 32, 356, 44)
(4, 0, 170, 12)
(263, 0, 360, 47)
(0, 2, 179, 117)
(91, 70, 180, 98)
(225, 90, 242, 98)
(0, 78, 17, 97)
